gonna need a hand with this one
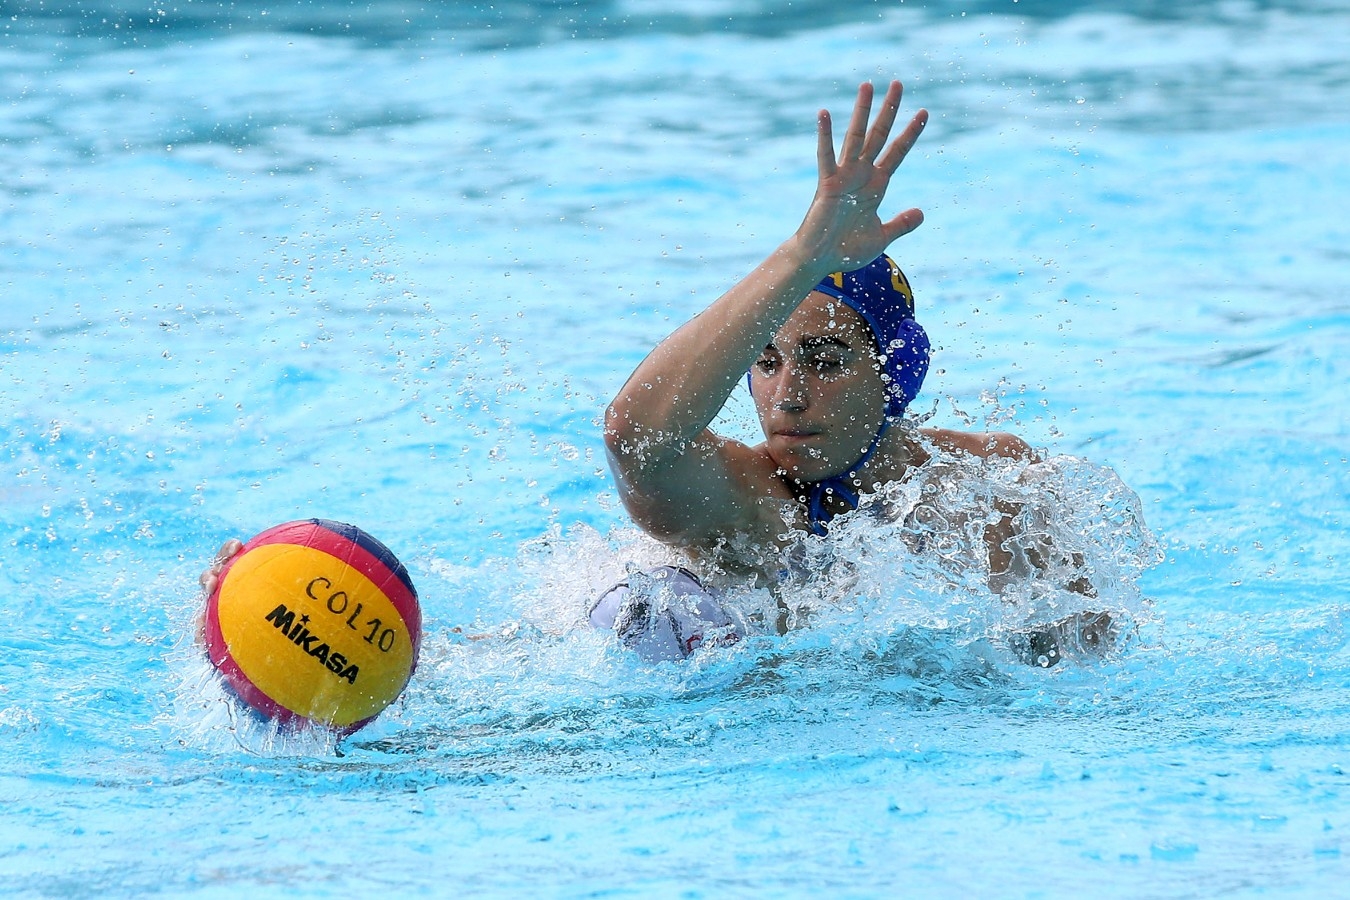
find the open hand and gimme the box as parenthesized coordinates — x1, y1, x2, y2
(794, 80, 928, 272)
(1013, 611, 1116, 667)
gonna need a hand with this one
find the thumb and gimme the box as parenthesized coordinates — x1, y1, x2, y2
(881, 207, 924, 243)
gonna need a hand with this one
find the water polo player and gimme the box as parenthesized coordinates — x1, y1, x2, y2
(201, 81, 1108, 673)
(597, 81, 1110, 662)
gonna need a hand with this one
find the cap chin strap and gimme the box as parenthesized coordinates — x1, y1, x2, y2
(805, 418, 891, 536)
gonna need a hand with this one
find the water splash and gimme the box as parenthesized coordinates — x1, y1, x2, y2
(499, 444, 1160, 675)
(164, 444, 1161, 758)
(810, 448, 1163, 659)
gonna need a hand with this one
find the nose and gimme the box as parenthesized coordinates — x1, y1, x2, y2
(771, 364, 809, 412)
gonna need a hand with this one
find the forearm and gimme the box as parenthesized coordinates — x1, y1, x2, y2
(605, 238, 824, 464)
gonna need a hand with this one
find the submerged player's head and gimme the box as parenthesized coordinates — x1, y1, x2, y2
(750, 254, 930, 483)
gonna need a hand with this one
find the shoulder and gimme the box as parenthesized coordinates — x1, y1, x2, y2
(715, 438, 798, 517)
(918, 428, 1040, 462)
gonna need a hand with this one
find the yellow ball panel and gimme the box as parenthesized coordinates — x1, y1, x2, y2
(216, 543, 416, 728)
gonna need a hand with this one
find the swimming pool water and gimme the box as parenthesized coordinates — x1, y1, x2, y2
(3, 1, 1349, 896)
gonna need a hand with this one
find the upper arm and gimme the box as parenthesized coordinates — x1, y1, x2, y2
(604, 420, 768, 546)
(921, 428, 1038, 463)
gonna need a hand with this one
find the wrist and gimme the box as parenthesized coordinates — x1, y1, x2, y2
(773, 235, 834, 281)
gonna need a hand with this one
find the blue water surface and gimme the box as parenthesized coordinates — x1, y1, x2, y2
(2, 1, 1349, 896)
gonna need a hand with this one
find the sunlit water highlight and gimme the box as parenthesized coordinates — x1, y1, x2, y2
(3, 1, 1349, 896)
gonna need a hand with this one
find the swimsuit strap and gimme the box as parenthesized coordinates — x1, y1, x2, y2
(806, 419, 891, 536)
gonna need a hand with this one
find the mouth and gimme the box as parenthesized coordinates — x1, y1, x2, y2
(767, 430, 829, 471)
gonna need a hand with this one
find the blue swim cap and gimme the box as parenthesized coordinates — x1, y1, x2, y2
(812, 254, 930, 417)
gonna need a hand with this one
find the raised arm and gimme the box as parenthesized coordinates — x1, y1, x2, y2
(604, 81, 928, 543)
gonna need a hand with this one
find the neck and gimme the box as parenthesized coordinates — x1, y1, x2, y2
(795, 422, 917, 534)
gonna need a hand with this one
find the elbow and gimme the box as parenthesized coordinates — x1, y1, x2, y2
(603, 399, 660, 479)
(603, 399, 638, 459)
(604, 396, 688, 472)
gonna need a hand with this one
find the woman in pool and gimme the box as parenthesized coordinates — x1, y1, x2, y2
(203, 81, 1106, 667)
(592, 80, 1108, 663)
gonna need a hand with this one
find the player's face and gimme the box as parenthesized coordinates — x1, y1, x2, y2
(751, 292, 888, 483)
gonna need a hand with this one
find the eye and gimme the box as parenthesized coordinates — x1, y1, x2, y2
(754, 356, 779, 375)
(811, 355, 847, 374)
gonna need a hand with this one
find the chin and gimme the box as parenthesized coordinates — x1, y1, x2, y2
(768, 445, 844, 484)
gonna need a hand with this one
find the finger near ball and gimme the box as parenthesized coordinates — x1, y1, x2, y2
(215, 538, 243, 563)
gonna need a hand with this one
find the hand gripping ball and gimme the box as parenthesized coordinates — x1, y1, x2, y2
(203, 519, 421, 733)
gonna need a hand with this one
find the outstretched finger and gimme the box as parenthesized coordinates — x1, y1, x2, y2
(862, 80, 903, 161)
(875, 108, 928, 176)
(816, 109, 837, 177)
(838, 81, 875, 162)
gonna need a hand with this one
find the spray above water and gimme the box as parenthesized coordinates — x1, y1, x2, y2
(502, 441, 1161, 680)
(800, 448, 1163, 659)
